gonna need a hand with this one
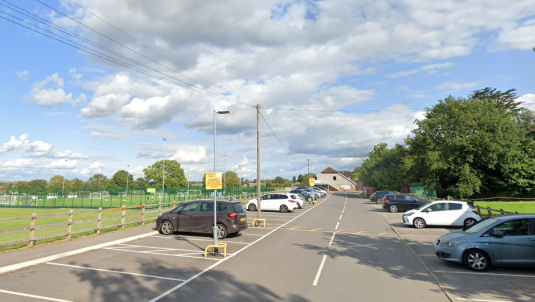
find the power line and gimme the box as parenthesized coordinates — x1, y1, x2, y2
(261, 107, 422, 112)
(259, 110, 296, 161)
(34, 0, 251, 107)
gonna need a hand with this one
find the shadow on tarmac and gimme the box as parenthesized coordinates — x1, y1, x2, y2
(67, 257, 308, 302)
(294, 230, 535, 301)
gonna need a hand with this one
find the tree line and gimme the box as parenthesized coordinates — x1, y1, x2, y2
(358, 88, 535, 199)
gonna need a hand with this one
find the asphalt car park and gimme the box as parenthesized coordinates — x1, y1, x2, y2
(0, 195, 328, 302)
(372, 201, 535, 302)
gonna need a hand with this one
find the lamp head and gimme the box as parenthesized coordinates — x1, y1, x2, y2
(216, 110, 230, 114)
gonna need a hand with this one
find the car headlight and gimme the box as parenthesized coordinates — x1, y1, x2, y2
(440, 241, 458, 247)
(404, 212, 414, 217)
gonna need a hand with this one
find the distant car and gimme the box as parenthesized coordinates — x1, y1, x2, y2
(291, 189, 317, 201)
(246, 193, 298, 213)
(435, 214, 535, 271)
(310, 187, 326, 197)
(382, 194, 428, 212)
(403, 200, 481, 229)
(369, 191, 399, 204)
(156, 199, 247, 239)
(291, 193, 306, 209)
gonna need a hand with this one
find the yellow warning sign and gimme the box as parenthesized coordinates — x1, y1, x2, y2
(309, 178, 315, 186)
(205, 172, 223, 190)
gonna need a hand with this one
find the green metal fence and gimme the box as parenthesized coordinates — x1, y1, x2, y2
(0, 187, 267, 209)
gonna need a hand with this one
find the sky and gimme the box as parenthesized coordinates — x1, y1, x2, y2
(1, 0, 534, 183)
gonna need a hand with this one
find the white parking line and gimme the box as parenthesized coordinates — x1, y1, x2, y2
(47, 262, 186, 282)
(335, 222, 340, 230)
(339, 214, 343, 220)
(0, 289, 73, 302)
(104, 247, 221, 260)
(312, 255, 328, 286)
(117, 244, 203, 253)
(434, 271, 535, 278)
(151, 236, 251, 244)
(456, 298, 513, 302)
(328, 233, 336, 246)
(149, 195, 332, 301)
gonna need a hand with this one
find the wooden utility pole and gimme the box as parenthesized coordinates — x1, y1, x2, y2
(257, 104, 261, 219)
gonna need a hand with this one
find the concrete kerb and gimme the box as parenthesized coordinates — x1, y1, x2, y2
(0, 231, 158, 275)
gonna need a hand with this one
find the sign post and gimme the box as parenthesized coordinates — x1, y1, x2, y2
(206, 172, 223, 254)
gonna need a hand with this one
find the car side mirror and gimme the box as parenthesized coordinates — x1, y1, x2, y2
(492, 231, 504, 238)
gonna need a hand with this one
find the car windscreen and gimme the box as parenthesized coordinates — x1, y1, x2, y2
(463, 217, 502, 233)
(231, 203, 245, 214)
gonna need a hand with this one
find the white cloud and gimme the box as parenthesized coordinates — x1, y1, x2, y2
(48, 159, 78, 169)
(29, 73, 86, 107)
(80, 93, 131, 118)
(518, 94, 535, 111)
(0, 134, 92, 159)
(17, 71, 29, 79)
(81, 162, 104, 175)
(387, 62, 456, 79)
(386, 69, 420, 79)
(435, 81, 482, 90)
(169, 145, 211, 164)
(128, 166, 144, 177)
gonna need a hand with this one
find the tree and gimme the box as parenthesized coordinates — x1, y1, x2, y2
(297, 174, 304, 183)
(133, 177, 148, 188)
(470, 87, 522, 113)
(71, 178, 84, 189)
(407, 96, 535, 198)
(144, 160, 187, 188)
(48, 175, 65, 189)
(85, 174, 108, 189)
(517, 108, 535, 136)
(15, 181, 30, 189)
(224, 171, 241, 187)
(351, 167, 363, 182)
(112, 170, 134, 189)
(299, 173, 317, 187)
(292, 176, 296, 183)
(29, 179, 47, 188)
(359, 143, 411, 190)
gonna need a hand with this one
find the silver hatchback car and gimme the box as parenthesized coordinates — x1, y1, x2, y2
(435, 214, 535, 271)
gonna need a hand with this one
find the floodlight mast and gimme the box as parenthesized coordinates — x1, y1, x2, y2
(162, 138, 166, 203)
(62, 159, 69, 197)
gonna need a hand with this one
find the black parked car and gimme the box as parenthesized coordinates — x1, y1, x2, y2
(369, 191, 399, 204)
(156, 199, 248, 239)
(382, 194, 427, 213)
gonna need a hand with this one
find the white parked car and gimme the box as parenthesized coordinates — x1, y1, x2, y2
(246, 193, 298, 213)
(402, 200, 481, 229)
(290, 193, 306, 209)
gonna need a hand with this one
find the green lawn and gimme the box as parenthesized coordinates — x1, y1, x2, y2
(473, 201, 535, 214)
(0, 205, 175, 253)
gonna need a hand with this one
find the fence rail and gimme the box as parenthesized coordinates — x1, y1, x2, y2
(475, 205, 519, 218)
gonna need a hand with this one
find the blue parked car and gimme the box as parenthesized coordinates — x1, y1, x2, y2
(434, 214, 535, 271)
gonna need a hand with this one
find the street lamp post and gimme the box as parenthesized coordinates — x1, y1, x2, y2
(162, 138, 166, 203)
(213, 109, 230, 254)
(62, 159, 69, 197)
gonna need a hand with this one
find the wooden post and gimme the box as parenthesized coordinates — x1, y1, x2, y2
(500, 209, 505, 215)
(173, 202, 176, 208)
(121, 205, 126, 229)
(476, 205, 481, 215)
(141, 204, 145, 226)
(97, 207, 102, 234)
(29, 213, 36, 247)
(487, 207, 492, 217)
(66, 209, 73, 240)
(158, 203, 162, 216)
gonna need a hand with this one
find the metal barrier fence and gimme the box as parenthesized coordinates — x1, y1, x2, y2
(0, 187, 272, 209)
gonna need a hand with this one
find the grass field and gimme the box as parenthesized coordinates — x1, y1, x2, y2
(473, 201, 535, 214)
(0, 204, 176, 253)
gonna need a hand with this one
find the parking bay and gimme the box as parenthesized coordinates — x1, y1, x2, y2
(377, 203, 535, 302)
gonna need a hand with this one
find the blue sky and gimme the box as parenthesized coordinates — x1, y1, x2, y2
(1, 0, 534, 183)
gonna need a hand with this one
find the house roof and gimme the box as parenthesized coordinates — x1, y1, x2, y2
(340, 171, 352, 179)
(321, 167, 338, 173)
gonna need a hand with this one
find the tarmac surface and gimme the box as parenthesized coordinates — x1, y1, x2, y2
(0, 192, 533, 301)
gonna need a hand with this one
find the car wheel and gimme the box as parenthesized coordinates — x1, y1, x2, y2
(216, 223, 228, 239)
(297, 202, 301, 209)
(280, 205, 289, 213)
(463, 249, 490, 271)
(376, 198, 382, 204)
(248, 204, 257, 211)
(389, 205, 398, 213)
(464, 218, 477, 228)
(159, 220, 173, 235)
(413, 217, 426, 229)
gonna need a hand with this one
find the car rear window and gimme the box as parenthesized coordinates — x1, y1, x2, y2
(448, 203, 463, 210)
(231, 203, 245, 214)
(218, 204, 228, 211)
